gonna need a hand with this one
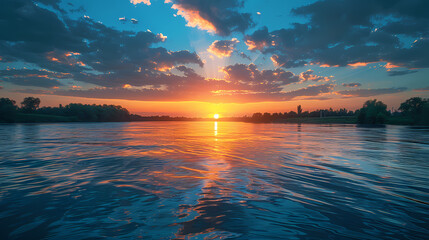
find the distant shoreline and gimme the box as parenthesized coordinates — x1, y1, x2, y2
(2, 97, 428, 126)
(1, 114, 425, 126)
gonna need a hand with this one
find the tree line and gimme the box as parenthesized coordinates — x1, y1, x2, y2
(248, 97, 429, 125)
(0, 97, 131, 122)
(1, 96, 428, 125)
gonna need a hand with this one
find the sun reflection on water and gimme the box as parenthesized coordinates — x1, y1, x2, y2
(1, 122, 428, 239)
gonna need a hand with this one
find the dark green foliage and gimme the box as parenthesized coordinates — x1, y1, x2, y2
(0, 98, 18, 122)
(36, 103, 131, 122)
(250, 108, 355, 122)
(357, 99, 389, 124)
(1, 97, 131, 123)
(398, 97, 429, 125)
(20, 97, 40, 113)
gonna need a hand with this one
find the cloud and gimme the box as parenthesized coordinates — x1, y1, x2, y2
(130, 0, 151, 6)
(283, 84, 334, 100)
(387, 70, 418, 76)
(0, 69, 65, 88)
(245, 0, 429, 69)
(0, 0, 203, 89)
(37, 0, 63, 12)
(413, 86, 429, 92)
(1, 0, 416, 104)
(338, 87, 407, 97)
(221, 63, 300, 87)
(238, 52, 251, 61)
(12, 62, 336, 103)
(15, 83, 336, 103)
(342, 83, 361, 88)
(166, 0, 254, 36)
(207, 38, 239, 58)
(299, 70, 331, 82)
(157, 33, 167, 41)
(271, 54, 307, 68)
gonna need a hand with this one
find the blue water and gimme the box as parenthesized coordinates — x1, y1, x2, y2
(0, 122, 428, 239)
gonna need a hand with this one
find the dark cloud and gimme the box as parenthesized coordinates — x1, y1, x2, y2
(221, 63, 300, 87)
(36, 0, 63, 12)
(271, 54, 307, 68)
(245, 0, 429, 69)
(15, 83, 336, 103)
(237, 52, 251, 61)
(167, 0, 254, 36)
(338, 87, 407, 97)
(1, 0, 416, 104)
(13, 62, 336, 103)
(0, 0, 203, 89)
(208, 38, 239, 58)
(413, 86, 429, 92)
(342, 83, 362, 88)
(387, 69, 418, 76)
(283, 84, 334, 100)
(0, 69, 65, 88)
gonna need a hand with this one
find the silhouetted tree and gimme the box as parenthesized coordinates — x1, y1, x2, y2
(21, 97, 40, 113)
(0, 98, 18, 122)
(297, 105, 302, 116)
(399, 97, 429, 124)
(357, 99, 389, 124)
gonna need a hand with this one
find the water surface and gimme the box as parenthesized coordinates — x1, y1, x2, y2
(0, 122, 428, 239)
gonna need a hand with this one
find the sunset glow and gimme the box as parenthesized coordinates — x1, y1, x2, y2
(1, 1, 429, 239)
(0, 0, 427, 117)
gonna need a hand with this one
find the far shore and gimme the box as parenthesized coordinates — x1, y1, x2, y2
(2, 97, 428, 126)
(2, 114, 426, 127)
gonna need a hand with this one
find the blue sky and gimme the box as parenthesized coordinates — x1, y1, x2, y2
(0, 0, 428, 115)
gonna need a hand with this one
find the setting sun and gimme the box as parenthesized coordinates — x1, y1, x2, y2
(213, 114, 220, 119)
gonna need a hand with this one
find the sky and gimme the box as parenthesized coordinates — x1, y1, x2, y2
(0, 0, 428, 117)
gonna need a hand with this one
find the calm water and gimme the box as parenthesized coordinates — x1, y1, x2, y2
(0, 122, 428, 239)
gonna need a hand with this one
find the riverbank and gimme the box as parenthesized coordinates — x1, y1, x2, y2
(1, 114, 424, 126)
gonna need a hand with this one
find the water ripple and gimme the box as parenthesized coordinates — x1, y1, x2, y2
(0, 122, 428, 239)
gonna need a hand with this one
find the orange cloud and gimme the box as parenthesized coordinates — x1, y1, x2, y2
(300, 70, 331, 82)
(385, 62, 400, 69)
(270, 55, 281, 67)
(171, 4, 217, 33)
(130, 0, 151, 5)
(207, 38, 239, 58)
(319, 63, 339, 68)
(155, 64, 174, 72)
(245, 40, 266, 51)
(348, 62, 372, 68)
(76, 61, 86, 66)
(65, 52, 81, 57)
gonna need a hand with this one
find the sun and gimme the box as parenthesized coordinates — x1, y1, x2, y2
(213, 114, 220, 120)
